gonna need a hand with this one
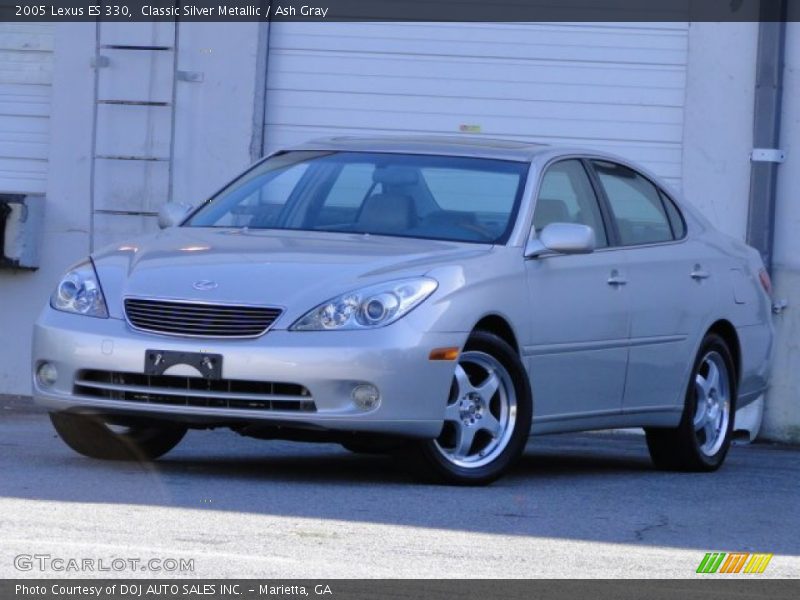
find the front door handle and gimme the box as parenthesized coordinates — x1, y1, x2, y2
(607, 270, 627, 286)
(691, 265, 710, 280)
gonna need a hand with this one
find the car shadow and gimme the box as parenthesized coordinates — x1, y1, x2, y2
(3, 416, 799, 556)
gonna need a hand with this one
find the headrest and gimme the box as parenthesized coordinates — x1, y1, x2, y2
(372, 166, 419, 186)
(534, 197, 570, 230)
(357, 193, 416, 233)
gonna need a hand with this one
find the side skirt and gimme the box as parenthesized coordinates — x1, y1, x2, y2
(531, 407, 683, 435)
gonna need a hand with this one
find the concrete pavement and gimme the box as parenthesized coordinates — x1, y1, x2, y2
(0, 403, 797, 579)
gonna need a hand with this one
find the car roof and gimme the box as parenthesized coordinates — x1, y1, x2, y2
(288, 135, 552, 162)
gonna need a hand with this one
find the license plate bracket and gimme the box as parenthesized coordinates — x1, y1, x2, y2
(144, 350, 223, 380)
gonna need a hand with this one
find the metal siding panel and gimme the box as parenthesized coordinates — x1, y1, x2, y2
(94, 103, 172, 159)
(0, 24, 54, 52)
(270, 51, 688, 89)
(98, 22, 175, 48)
(0, 24, 53, 194)
(97, 48, 175, 103)
(264, 22, 688, 185)
(92, 212, 159, 252)
(93, 158, 170, 213)
(269, 90, 684, 127)
(268, 68, 687, 108)
(0, 158, 48, 194)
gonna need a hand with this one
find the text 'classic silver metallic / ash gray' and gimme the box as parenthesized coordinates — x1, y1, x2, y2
(32, 136, 774, 484)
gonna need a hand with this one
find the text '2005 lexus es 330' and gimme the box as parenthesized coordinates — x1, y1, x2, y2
(32, 136, 774, 485)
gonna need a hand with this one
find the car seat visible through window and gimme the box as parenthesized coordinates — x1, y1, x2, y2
(356, 193, 417, 235)
(533, 197, 571, 232)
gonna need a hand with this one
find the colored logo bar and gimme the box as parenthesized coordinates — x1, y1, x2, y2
(697, 552, 773, 574)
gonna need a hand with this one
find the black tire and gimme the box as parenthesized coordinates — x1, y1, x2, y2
(411, 330, 532, 486)
(50, 412, 187, 461)
(645, 333, 737, 472)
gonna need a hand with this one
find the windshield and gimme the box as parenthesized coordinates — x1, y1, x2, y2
(185, 151, 528, 244)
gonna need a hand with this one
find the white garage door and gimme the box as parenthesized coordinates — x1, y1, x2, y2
(264, 22, 688, 189)
(0, 24, 54, 194)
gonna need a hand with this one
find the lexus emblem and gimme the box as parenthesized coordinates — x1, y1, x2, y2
(192, 280, 218, 291)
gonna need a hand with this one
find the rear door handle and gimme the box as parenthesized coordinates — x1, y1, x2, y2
(691, 265, 710, 280)
(607, 270, 627, 286)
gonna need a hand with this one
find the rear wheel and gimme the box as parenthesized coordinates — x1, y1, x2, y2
(50, 412, 187, 461)
(645, 333, 736, 471)
(412, 331, 532, 485)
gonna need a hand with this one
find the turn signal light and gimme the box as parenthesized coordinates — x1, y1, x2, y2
(429, 347, 460, 361)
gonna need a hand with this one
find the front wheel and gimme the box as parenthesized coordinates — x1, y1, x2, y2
(50, 412, 187, 461)
(412, 331, 532, 485)
(645, 333, 736, 471)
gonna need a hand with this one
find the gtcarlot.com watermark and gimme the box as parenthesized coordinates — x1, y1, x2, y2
(14, 554, 195, 573)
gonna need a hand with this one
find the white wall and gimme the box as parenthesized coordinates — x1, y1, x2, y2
(172, 23, 262, 207)
(0, 24, 94, 396)
(765, 22, 800, 442)
(681, 22, 757, 237)
(680, 22, 800, 442)
(0, 22, 262, 396)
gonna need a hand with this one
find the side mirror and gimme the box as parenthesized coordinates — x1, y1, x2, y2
(524, 223, 596, 258)
(157, 202, 193, 229)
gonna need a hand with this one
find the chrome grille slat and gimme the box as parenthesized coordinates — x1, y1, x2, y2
(73, 370, 316, 413)
(74, 379, 306, 404)
(128, 310, 264, 325)
(126, 300, 279, 313)
(126, 313, 277, 322)
(124, 298, 282, 338)
(124, 318, 268, 330)
(125, 311, 274, 323)
(126, 305, 279, 317)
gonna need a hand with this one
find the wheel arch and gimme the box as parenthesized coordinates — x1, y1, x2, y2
(472, 314, 520, 354)
(707, 319, 741, 385)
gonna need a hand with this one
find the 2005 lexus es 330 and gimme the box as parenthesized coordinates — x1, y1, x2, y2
(33, 136, 774, 484)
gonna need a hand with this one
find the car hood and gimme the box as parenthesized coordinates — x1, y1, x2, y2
(92, 227, 491, 324)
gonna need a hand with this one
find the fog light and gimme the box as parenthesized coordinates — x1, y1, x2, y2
(352, 384, 381, 411)
(37, 362, 58, 387)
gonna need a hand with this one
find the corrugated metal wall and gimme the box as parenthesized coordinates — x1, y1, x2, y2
(0, 24, 54, 194)
(264, 22, 688, 188)
(90, 23, 177, 250)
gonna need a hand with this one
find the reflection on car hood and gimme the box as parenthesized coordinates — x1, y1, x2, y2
(92, 227, 491, 322)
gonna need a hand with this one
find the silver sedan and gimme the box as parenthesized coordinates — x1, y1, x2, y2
(32, 136, 774, 484)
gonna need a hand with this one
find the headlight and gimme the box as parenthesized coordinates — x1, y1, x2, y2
(292, 277, 438, 331)
(50, 260, 109, 318)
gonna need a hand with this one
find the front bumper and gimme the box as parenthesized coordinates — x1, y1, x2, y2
(32, 308, 467, 438)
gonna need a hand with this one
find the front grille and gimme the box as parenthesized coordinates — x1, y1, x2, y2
(124, 298, 282, 338)
(74, 370, 316, 412)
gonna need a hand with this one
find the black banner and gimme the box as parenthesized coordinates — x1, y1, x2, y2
(0, 0, 797, 23)
(3, 580, 800, 600)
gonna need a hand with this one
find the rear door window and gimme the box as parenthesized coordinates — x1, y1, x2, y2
(591, 161, 674, 246)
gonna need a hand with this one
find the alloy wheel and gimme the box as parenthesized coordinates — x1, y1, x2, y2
(433, 350, 517, 468)
(693, 350, 731, 457)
